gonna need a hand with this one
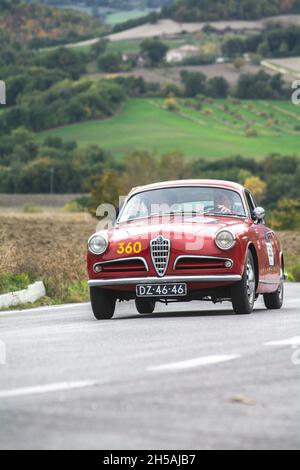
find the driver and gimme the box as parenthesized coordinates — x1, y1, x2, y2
(215, 192, 233, 214)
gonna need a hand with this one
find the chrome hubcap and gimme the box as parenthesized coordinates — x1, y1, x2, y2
(246, 260, 255, 306)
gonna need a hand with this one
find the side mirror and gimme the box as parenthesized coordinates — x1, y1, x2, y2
(253, 206, 265, 222)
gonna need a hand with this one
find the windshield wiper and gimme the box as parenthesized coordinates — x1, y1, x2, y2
(203, 211, 246, 218)
(159, 210, 201, 216)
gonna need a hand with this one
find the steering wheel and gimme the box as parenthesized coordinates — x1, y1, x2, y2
(204, 205, 215, 214)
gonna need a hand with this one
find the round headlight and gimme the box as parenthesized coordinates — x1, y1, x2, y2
(88, 234, 108, 255)
(215, 230, 236, 250)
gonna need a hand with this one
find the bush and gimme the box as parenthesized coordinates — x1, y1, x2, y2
(245, 128, 258, 137)
(291, 265, 300, 282)
(64, 200, 85, 213)
(161, 82, 182, 97)
(44, 278, 89, 304)
(0, 273, 31, 295)
(23, 203, 42, 213)
(163, 97, 179, 111)
(286, 264, 300, 282)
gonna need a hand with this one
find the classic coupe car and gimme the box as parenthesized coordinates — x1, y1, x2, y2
(87, 180, 284, 320)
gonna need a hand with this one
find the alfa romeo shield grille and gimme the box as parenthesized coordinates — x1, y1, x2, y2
(150, 236, 170, 277)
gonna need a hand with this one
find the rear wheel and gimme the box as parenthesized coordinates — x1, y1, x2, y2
(263, 270, 284, 310)
(90, 287, 116, 320)
(231, 251, 256, 315)
(135, 298, 155, 314)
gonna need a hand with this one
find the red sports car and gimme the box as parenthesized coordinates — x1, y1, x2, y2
(87, 180, 285, 320)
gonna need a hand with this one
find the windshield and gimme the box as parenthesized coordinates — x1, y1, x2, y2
(118, 186, 246, 223)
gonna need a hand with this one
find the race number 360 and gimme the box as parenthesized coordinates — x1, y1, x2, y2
(117, 242, 142, 255)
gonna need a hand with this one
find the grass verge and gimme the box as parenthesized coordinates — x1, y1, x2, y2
(0, 273, 31, 295)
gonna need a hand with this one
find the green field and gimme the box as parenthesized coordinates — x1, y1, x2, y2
(73, 36, 199, 56)
(105, 9, 157, 25)
(38, 98, 300, 159)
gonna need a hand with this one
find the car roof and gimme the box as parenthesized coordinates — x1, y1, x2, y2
(129, 179, 245, 196)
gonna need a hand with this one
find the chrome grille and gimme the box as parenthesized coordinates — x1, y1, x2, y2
(150, 236, 170, 277)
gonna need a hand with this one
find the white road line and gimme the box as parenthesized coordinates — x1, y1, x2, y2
(0, 380, 100, 399)
(147, 355, 241, 372)
(264, 337, 300, 347)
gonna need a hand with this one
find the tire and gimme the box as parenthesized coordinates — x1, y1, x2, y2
(231, 251, 256, 315)
(135, 298, 155, 314)
(90, 287, 116, 320)
(263, 270, 284, 310)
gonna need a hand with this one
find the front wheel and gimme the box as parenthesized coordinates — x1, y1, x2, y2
(90, 287, 116, 320)
(231, 251, 256, 315)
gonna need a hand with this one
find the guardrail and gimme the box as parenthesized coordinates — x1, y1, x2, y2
(0, 282, 46, 310)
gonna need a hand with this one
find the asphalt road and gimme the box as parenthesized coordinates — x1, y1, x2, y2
(0, 284, 299, 450)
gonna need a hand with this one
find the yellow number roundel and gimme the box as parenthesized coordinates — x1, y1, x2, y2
(117, 241, 142, 255)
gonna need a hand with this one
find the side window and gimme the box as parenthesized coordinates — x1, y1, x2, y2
(245, 190, 256, 218)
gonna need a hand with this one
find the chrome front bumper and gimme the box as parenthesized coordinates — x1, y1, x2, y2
(88, 275, 242, 287)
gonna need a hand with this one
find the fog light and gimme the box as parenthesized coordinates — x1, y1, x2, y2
(94, 265, 103, 273)
(225, 260, 233, 268)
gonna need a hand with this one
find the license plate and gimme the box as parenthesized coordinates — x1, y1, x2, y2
(136, 283, 187, 298)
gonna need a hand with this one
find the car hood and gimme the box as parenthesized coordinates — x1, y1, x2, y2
(111, 215, 248, 241)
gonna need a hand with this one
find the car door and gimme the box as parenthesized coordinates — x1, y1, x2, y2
(263, 229, 281, 286)
(244, 190, 274, 285)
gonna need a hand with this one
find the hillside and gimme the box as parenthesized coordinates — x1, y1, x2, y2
(0, 0, 107, 46)
(162, 0, 300, 22)
(38, 98, 300, 159)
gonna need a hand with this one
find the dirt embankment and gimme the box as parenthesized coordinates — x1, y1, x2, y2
(278, 231, 300, 265)
(0, 213, 95, 284)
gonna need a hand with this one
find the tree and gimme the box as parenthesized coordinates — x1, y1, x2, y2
(163, 0, 295, 22)
(207, 76, 229, 98)
(270, 198, 300, 230)
(97, 52, 123, 73)
(235, 71, 286, 99)
(180, 71, 207, 97)
(140, 39, 168, 66)
(159, 152, 189, 181)
(244, 176, 266, 203)
(90, 39, 108, 61)
(222, 37, 245, 58)
(121, 151, 159, 189)
(39, 48, 86, 80)
(89, 168, 124, 214)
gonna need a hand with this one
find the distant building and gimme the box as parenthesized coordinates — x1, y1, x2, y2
(166, 45, 199, 63)
(216, 57, 230, 64)
(122, 52, 145, 67)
